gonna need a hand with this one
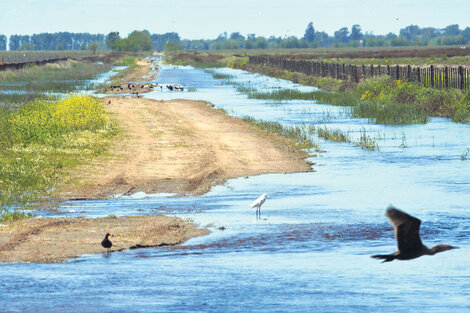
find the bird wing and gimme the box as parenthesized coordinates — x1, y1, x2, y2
(250, 195, 264, 208)
(386, 207, 424, 254)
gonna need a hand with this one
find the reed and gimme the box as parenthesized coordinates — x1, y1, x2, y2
(316, 127, 351, 143)
(242, 116, 321, 151)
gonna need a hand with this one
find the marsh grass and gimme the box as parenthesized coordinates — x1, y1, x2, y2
(353, 101, 428, 124)
(0, 95, 116, 221)
(242, 116, 321, 152)
(0, 60, 112, 93)
(204, 69, 234, 80)
(316, 127, 351, 143)
(355, 129, 380, 151)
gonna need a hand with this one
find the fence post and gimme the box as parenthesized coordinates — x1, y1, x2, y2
(378, 65, 381, 76)
(407, 65, 411, 81)
(395, 65, 400, 80)
(444, 67, 448, 88)
(430, 65, 434, 87)
(417, 67, 421, 84)
(459, 66, 463, 89)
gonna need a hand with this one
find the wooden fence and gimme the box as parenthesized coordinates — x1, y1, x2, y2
(249, 55, 470, 90)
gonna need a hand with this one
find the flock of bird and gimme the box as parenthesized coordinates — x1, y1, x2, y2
(108, 82, 184, 93)
(101, 193, 458, 263)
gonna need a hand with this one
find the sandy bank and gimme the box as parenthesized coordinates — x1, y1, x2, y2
(0, 215, 208, 263)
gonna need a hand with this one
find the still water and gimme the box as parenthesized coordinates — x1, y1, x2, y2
(1, 64, 469, 312)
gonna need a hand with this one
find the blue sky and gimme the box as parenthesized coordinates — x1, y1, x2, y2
(1, 0, 470, 39)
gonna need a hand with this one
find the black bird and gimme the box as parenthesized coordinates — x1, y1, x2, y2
(372, 207, 458, 262)
(101, 232, 112, 252)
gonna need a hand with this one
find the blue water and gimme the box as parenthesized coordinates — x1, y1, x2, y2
(1, 64, 469, 312)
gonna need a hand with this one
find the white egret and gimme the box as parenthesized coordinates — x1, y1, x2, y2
(250, 193, 269, 218)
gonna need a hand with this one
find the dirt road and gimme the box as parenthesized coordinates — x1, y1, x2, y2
(59, 97, 313, 199)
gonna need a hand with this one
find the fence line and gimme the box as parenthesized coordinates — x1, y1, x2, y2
(248, 55, 470, 90)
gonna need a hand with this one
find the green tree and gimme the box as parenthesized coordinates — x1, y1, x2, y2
(0, 35, 6, 50)
(334, 27, 349, 43)
(88, 42, 98, 54)
(164, 43, 181, 53)
(350, 24, 363, 41)
(106, 31, 120, 50)
(56, 43, 64, 50)
(303, 22, 315, 42)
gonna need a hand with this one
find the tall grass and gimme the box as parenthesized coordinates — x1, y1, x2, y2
(0, 60, 112, 93)
(242, 116, 320, 151)
(0, 95, 116, 222)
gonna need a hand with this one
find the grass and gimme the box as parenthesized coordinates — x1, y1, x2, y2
(107, 56, 139, 85)
(204, 69, 234, 80)
(0, 59, 112, 93)
(316, 127, 351, 143)
(241, 116, 321, 152)
(355, 129, 380, 151)
(0, 95, 116, 222)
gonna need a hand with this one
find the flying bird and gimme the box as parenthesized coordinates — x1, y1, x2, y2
(250, 193, 269, 218)
(101, 232, 112, 252)
(372, 207, 458, 262)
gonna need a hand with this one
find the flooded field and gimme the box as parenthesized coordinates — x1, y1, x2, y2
(1, 63, 469, 312)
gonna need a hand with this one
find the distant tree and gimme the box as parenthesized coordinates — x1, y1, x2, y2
(255, 36, 267, 49)
(443, 24, 460, 37)
(400, 25, 421, 41)
(150, 32, 180, 51)
(230, 32, 245, 40)
(334, 27, 349, 43)
(18, 42, 35, 50)
(303, 22, 315, 43)
(56, 43, 64, 50)
(462, 27, 470, 42)
(164, 42, 181, 53)
(350, 24, 363, 41)
(390, 36, 411, 46)
(115, 30, 153, 52)
(438, 35, 467, 46)
(0, 35, 6, 50)
(106, 32, 120, 50)
(88, 41, 98, 54)
(80, 43, 87, 50)
(217, 32, 228, 41)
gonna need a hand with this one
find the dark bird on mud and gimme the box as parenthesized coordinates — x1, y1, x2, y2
(372, 207, 458, 262)
(101, 232, 112, 252)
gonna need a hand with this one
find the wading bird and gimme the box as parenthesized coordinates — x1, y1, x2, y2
(250, 193, 269, 219)
(372, 207, 458, 262)
(101, 232, 112, 252)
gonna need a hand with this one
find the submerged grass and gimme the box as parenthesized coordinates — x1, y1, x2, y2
(0, 95, 116, 222)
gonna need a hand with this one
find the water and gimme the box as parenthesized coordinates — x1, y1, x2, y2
(1, 65, 469, 312)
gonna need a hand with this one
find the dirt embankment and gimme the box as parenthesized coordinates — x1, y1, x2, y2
(58, 96, 313, 199)
(0, 215, 208, 263)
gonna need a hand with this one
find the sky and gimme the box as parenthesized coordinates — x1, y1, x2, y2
(1, 0, 470, 40)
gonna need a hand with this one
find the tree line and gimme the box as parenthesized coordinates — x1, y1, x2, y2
(1, 23, 469, 52)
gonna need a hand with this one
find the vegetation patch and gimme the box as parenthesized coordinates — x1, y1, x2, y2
(0, 95, 116, 222)
(242, 116, 321, 152)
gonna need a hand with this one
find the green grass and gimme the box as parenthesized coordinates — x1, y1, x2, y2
(355, 129, 380, 151)
(0, 95, 116, 222)
(0, 59, 113, 93)
(241, 116, 321, 151)
(316, 127, 351, 142)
